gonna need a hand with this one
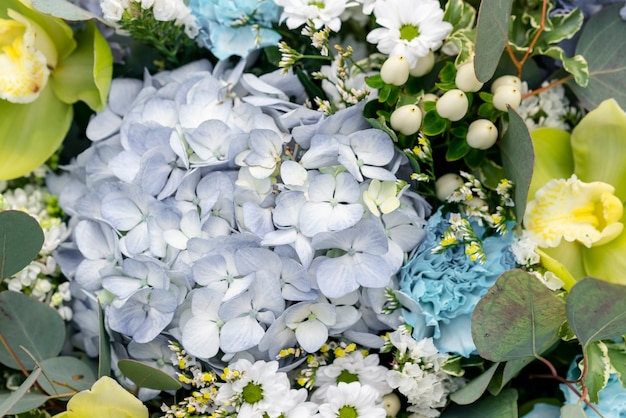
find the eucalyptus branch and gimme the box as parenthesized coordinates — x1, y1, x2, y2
(521, 76, 573, 100)
(0, 332, 29, 377)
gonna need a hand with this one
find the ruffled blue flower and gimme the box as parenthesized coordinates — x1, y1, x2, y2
(189, 0, 282, 59)
(562, 356, 626, 417)
(398, 208, 515, 357)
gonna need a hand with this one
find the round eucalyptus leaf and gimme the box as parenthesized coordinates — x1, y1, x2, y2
(37, 356, 96, 398)
(0, 291, 66, 370)
(118, 359, 182, 391)
(0, 210, 44, 279)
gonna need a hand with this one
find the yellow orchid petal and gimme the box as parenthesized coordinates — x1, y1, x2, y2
(58, 376, 148, 418)
(0, 11, 49, 103)
(524, 175, 624, 248)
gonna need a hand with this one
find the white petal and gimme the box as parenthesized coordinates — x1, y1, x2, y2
(295, 320, 329, 353)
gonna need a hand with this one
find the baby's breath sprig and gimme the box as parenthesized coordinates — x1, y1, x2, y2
(381, 287, 402, 314)
(295, 340, 361, 389)
(432, 212, 487, 263)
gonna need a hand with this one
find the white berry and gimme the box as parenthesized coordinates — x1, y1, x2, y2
(466, 119, 498, 149)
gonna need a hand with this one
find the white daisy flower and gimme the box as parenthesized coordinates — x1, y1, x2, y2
(274, 0, 358, 32)
(366, 0, 453, 67)
(316, 381, 387, 418)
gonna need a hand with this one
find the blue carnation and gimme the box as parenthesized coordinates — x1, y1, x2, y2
(398, 208, 516, 357)
(189, 0, 282, 59)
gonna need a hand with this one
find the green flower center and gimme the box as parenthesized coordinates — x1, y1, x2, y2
(242, 381, 264, 404)
(308, 1, 325, 8)
(400, 24, 420, 41)
(336, 369, 359, 384)
(338, 405, 358, 418)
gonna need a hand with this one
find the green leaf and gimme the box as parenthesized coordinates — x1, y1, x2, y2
(441, 355, 464, 377)
(538, 8, 584, 45)
(566, 277, 626, 347)
(561, 404, 588, 418)
(569, 4, 626, 110)
(0, 291, 66, 370)
(449, 362, 499, 405)
(535, 45, 588, 87)
(446, 137, 471, 161)
(31, 0, 104, 21)
(365, 74, 384, 90)
(51, 21, 113, 111)
(606, 340, 626, 387)
(37, 356, 96, 397)
(444, 0, 477, 32)
(501, 107, 534, 223)
(118, 359, 182, 391)
(422, 110, 449, 136)
(472, 270, 566, 362)
(0, 368, 45, 416)
(97, 303, 111, 379)
(444, 388, 518, 417)
(0, 210, 44, 279)
(0, 84, 72, 180)
(581, 341, 610, 404)
(475, 159, 505, 190)
(366, 116, 398, 143)
(488, 356, 535, 396)
(474, 0, 514, 82)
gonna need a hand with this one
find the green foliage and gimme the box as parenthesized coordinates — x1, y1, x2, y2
(581, 341, 610, 404)
(97, 303, 111, 379)
(444, 388, 518, 417)
(561, 404, 588, 417)
(566, 278, 626, 347)
(472, 270, 566, 362)
(474, 0, 513, 82)
(0, 291, 66, 370)
(0, 369, 46, 416)
(569, 4, 626, 110)
(449, 362, 499, 405)
(0, 211, 44, 280)
(31, 0, 103, 21)
(37, 356, 96, 398)
(500, 108, 535, 223)
(118, 359, 182, 391)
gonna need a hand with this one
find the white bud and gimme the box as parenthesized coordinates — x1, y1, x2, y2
(422, 93, 438, 103)
(467, 197, 488, 209)
(382, 393, 402, 417)
(436, 173, 464, 201)
(436, 89, 468, 121)
(490, 75, 522, 94)
(466, 119, 498, 149)
(390, 104, 422, 135)
(455, 62, 484, 92)
(381, 55, 410, 86)
(493, 85, 522, 111)
(409, 50, 435, 77)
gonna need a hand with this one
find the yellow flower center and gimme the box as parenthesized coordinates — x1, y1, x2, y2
(524, 175, 624, 248)
(0, 11, 49, 103)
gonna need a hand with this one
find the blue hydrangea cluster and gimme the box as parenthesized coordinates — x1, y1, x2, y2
(398, 208, 516, 357)
(189, 0, 282, 59)
(51, 58, 430, 373)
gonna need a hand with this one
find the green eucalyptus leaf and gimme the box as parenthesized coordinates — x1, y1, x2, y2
(488, 356, 535, 396)
(581, 341, 610, 404)
(475, 159, 505, 190)
(449, 362, 499, 405)
(0, 291, 66, 370)
(501, 107, 534, 223)
(97, 303, 111, 379)
(0, 369, 46, 416)
(31, 0, 105, 21)
(566, 277, 626, 347)
(37, 356, 96, 398)
(472, 270, 566, 362)
(51, 20, 113, 111)
(118, 359, 182, 391)
(0, 210, 44, 279)
(561, 404, 588, 418)
(606, 340, 626, 387)
(569, 4, 626, 110)
(445, 388, 518, 417)
(535, 45, 588, 87)
(474, 0, 513, 82)
(0, 84, 72, 180)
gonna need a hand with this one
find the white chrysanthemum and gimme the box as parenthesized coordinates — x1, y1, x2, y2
(274, 0, 358, 32)
(312, 351, 392, 402)
(316, 382, 387, 418)
(366, 0, 452, 67)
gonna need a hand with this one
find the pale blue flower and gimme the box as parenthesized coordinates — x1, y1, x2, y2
(336, 129, 397, 182)
(398, 209, 515, 356)
(240, 129, 287, 179)
(180, 287, 223, 359)
(562, 356, 626, 417)
(189, 0, 282, 59)
(312, 219, 396, 298)
(102, 257, 171, 299)
(299, 172, 364, 237)
(107, 287, 178, 344)
(73, 220, 122, 292)
(127, 336, 178, 379)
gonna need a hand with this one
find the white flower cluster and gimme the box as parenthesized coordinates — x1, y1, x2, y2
(100, 0, 199, 37)
(518, 80, 579, 131)
(0, 182, 72, 319)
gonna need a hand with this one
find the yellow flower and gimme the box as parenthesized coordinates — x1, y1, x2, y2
(53, 376, 149, 418)
(525, 99, 626, 288)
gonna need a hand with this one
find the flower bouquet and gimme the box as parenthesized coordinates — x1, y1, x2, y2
(2, 0, 626, 416)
